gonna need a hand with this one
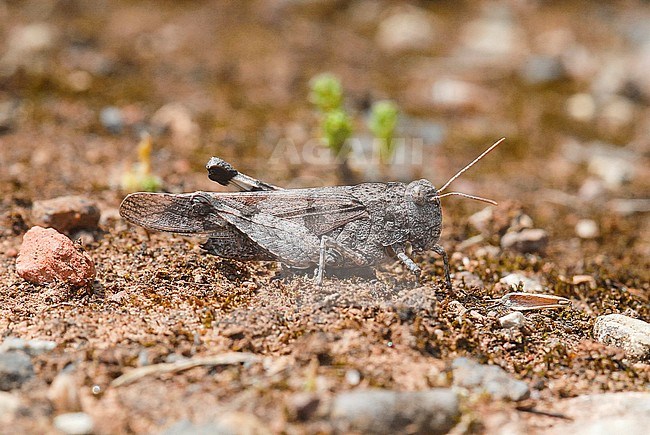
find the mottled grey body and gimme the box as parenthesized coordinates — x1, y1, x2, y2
(119, 156, 451, 287)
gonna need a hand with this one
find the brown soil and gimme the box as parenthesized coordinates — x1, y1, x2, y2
(1, 1, 648, 434)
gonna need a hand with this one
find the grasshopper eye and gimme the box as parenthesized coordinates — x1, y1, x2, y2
(411, 184, 427, 205)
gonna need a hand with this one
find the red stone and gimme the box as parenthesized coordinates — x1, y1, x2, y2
(15, 226, 96, 286)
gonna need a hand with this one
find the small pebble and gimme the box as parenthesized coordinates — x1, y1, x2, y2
(16, 226, 96, 287)
(460, 14, 524, 58)
(520, 55, 566, 85)
(566, 93, 596, 122)
(475, 245, 500, 258)
(500, 272, 544, 292)
(99, 106, 124, 134)
(499, 311, 525, 329)
(588, 155, 635, 189)
(430, 78, 485, 111)
(575, 219, 599, 239)
(451, 357, 529, 401)
(53, 412, 94, 435)
(0, 351, 34, 391)
(2, 23, 55, 76)
(468, 206, 493, 233)
(345, 369, 361, 386)
(578, 178, 605, 201)
(31, 196, 100, 233)
(593, 314, 650, 362)
(331, 388, 459, 435)
(376, 7, 436, 54)
(500, 228, 549, 253)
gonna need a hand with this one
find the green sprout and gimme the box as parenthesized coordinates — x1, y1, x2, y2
(309, 73, 343, 112)
(368, 100, 399, 162)
(120, 133, 163, 192)
(322, 109, 353, 156)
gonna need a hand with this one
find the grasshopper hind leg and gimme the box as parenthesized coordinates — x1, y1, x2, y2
(201, 228, 277, 261)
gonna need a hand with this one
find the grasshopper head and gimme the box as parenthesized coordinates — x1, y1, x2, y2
(406, 179, 441, 206)
(405, 179, 443, 251)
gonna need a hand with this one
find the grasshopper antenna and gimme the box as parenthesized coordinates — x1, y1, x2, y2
(438, 137, 505, 193)
(434, 192, 497, 205)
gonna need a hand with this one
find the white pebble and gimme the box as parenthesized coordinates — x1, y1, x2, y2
(575, 219, 599, 239)
(376, 7, 436, 54)
(566, 93, 596, 122)
(53, 412, 94, 435)
(345, 369, 361, 386)
(499, 312, 525, 329)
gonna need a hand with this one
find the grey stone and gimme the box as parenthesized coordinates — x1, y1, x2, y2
(520, 56, 566, 85)
(330, 388, 459, 435)
(452, 357, 529, 401)
(0, 351, 34, 391)
(53, 412, 94, 435)
(593, 314, 650, 362)
(0, 337, 56, 356)
(500, 228, 549, 253)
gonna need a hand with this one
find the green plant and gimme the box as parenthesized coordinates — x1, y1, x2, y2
(309, 73, 343, 112)
(309, 73, 353, 159)
(121, 133, 163, 192)
(368, 100, 399, 162)
(322, 109, 353, 155)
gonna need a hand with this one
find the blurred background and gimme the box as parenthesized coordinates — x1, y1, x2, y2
(0, 0, 648, 281)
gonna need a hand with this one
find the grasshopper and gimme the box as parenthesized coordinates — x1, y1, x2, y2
(119, 139, 503, 288)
